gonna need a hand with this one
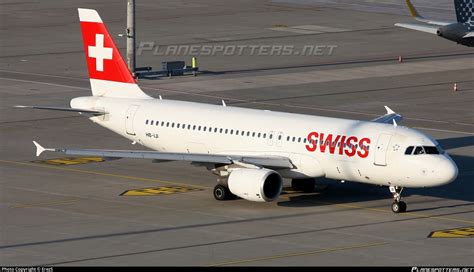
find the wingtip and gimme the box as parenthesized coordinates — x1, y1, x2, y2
(33, 141, 45, 157)
(405, 0, 420, 18)
(384, 105, 395, 114)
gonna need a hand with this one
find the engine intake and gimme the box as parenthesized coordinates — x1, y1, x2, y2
(228, 168, 282, 202)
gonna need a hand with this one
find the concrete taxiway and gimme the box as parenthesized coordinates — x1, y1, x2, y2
(0, 0, 473, 266)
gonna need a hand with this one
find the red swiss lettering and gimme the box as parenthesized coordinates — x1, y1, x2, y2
(357, 138, 371, 158)
(344, 136, 357, 157)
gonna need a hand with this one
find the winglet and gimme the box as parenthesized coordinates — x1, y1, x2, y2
(384, 105, 395, 114)
(33, 141, 56, 157)
(33, 141, 46, 157)
(405, 0, 422, 19)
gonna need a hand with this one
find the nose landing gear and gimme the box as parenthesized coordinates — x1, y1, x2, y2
(389, 186, 407, 213)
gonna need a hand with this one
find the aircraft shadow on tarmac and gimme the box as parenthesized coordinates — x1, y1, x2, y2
(278, 136, 474, 210)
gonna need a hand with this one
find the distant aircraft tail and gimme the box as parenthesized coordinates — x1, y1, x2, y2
(454, 0, 473, 23)
(78, 8, 150, 99)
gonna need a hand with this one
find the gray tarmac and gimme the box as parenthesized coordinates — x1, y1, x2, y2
(1, 0, 473, 266)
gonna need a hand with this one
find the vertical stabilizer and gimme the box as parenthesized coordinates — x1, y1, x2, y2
(78, 8, 151, 99)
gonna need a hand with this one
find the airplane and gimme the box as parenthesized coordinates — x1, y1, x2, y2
(395, 0, 474, 47)
(17, 8, 458, 214)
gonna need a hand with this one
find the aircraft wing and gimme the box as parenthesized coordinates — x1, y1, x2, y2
(401, 0, 452, 26)
(32, 141, 294, 169)
(372, 106, 403, 125)
(394, 23, 439, 34)
(15, 105, 107, 115)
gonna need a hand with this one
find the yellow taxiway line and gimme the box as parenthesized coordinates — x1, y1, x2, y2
(1, 159, 472, 224)
(207, 242, 389, 266)
(0, 159, 210, 190)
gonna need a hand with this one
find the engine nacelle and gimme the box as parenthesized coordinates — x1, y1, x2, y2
(228, 168, 283, 202)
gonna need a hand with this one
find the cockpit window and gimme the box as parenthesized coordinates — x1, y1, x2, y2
(405, 145, 443, 155)
(414, 146, 425, 155)
(423, 146, 440, 154)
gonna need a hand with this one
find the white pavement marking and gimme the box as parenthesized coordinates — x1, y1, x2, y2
(156, 58, 473, 93)
(0, 77, 89, 91)
(268, 24, 348, 34)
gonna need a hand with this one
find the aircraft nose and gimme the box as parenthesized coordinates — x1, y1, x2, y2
(436, 156, 458, 185)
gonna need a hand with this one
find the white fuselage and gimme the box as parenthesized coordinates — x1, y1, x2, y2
(71, 96, 458, 188)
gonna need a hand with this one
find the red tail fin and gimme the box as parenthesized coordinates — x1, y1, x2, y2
(78, 8, 150, 98)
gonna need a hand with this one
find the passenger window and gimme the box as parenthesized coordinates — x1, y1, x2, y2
(278, 135, 282, 140)
(177, 123, 180, 128)
(156, 121, 160, 126)
(171, 123, 174, 128)
(198, 126, 201, 131)
(230, 129, 234, 135)
(298, 138, 301, 143)
(214, 128, 218, 133)
(270, 134, 273, 139)
(287, 136, 290, 141)
(203, 127, 206, 131)
(166, 122, 170, 127)
(405, 146, 414, 155)
(263, 133, 266, 138)
(258, 133, 261, 138)
(150, 120, 154, 125)
(252, 132, 255, 137)
(303, 138, 307, 143)
(225, 129, 228, 134)
(241, 131, 244, 136)
(145, 120, 149, 125)
(247, 131, 250, 136)
(187, 124, 191, 129)
(236, 130, 239, 135)
(292, 137, 295, 142)
(414, 146, 425, 155)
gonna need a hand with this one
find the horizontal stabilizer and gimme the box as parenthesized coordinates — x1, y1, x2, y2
(395, 23, 439, 34)
(15, 105, 107, 115)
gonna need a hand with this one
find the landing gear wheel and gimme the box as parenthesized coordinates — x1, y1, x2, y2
(391, 202, 401, 213)
(389, 186, 407, 213)
(213, 184, 235, 201)
(399, 201, 407, 213)
(291, 179, 316, 193)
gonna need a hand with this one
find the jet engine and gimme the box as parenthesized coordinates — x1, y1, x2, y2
(227, 168, 283, 202)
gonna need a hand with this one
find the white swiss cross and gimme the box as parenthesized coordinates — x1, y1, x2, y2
(88, 34, 113, 72)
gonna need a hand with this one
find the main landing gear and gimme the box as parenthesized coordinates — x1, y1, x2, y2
(213, 184, 236, 201)
(389, 186, 407, 213)
(291, 178, 316, 192)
